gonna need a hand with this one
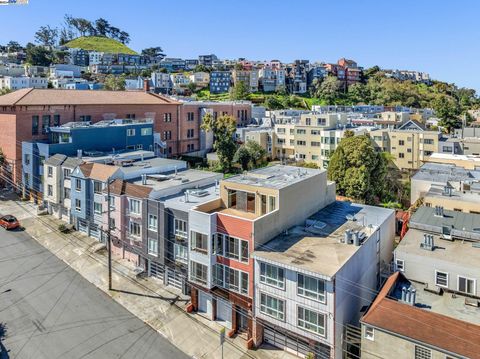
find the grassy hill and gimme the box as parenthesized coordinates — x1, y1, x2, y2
(64, 36, 137, 55)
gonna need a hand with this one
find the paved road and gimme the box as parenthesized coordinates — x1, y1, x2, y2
(0, 225, 188, 359)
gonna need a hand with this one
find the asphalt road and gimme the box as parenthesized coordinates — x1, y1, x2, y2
(0, 226, 189, 359)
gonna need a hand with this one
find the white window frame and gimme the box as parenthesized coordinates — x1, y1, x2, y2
(457, 275, 476, 295)
(414, 345, 432, 359)
(174, 244, 187, 263)
(129, 198, 141, 215)
(148, 214, 158, 232)
(260, 292, 285, 321)
(259, 262, 285, 289)
(297, 306, 326, 337)
(364, 325, 374, 341)
(174, 218, 187, 239)
(75, 199, 81, 211)
(47, 166, 53, 178)
(127, 128, 135, 136)
(148, 238, 158, 256)
(395, 259, 404, 272)
(435, 270, 449, 288)
(297, 273, 326, 303)
(47, 184, 53, 197)
(129, 221, 141, 238)
(93, 202, 102, 214)
(75, 179, 81, 191)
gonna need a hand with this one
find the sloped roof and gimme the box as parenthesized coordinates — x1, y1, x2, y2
(361, 272, 480, 358)
(45, 154, 67, 166)
(398, 119, 427, 131)
(107, 179, 153, 199)
(0, 88, 180, 106)
(78, 162, 119, 182)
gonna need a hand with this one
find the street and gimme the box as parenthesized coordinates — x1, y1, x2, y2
(0, 224, 188, 359)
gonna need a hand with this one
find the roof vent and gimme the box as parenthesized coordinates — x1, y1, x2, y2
(420, 234, 434, 251)
(344, 229, 353, 244)
(434, 205, 444, 217)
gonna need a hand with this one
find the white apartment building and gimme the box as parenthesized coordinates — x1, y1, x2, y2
(253, 202, 394, 358)
(0, 76, 48, 90)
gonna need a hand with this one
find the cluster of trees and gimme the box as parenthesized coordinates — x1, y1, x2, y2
(310, 69, 480, 132)
(201, 113, 267, 173)
(59, 15, 131, 45)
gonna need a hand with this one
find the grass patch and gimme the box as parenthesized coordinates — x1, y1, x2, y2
(65, 36, 137, 55)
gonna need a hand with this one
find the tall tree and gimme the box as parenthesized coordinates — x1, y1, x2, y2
(34, 26, 59, 47)
(245, 140, 267, 167)
(230, 81, 250, 100)
(433, 95, 461, 133)
(118, 31, 130, 44)
(76, 18, 94, 37)
(26, 44, 53, 66)
(6, 41, 22, 52)
(108, 26, 120, 40)
(141, 47, 165, 59)
(201, 113, 237, 172)
(314, 76, 343, 104)
(95, 18, 110, 37)
(328, 135, 387, 204)
(234, 146, 251, 171)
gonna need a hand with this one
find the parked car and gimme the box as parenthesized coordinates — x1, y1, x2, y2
(0, 215, 20, 230)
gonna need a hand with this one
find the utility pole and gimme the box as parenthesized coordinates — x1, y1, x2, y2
(107, 177, 112, 291)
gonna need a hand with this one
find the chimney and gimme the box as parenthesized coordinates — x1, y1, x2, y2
(406, 287, 411, 303)
(401, 287, 407, 302)
(410, 288, 416, 305)
(143, 79, 150, 92)
(353, 231, 360, 246)
(77, 149, 82, 159)
(141, 174, 147, 185)
(174, 166, 178, 176)
(184, 191, 189, 203)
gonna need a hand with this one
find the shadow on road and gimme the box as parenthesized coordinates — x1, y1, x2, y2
(0, 322, 10, 359)
(111, 288, 188, 306)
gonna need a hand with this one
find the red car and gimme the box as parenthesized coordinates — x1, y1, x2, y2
(0, 215, 20, 230)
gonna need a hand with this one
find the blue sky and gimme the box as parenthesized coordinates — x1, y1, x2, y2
(1, 0, 479, 91)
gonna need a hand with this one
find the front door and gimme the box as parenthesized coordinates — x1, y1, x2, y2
(236, 306, 248, 332)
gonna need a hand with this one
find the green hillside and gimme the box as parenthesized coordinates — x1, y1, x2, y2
(64, 36, 137, 55)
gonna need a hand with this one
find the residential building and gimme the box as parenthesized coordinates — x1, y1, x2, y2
(0, 88, 180, 184)
(258, 67, 285, 92)
(198, 54, 218, 67)
(425, 152, 480, 170)
(43, 154, 84, 221)
(170, 73, 191, 94)
(410, 162, 480, 204)
(232, 69, 259, 92)
(209, 71, 231, 94)
(189, 72, 210, 89)
(286, 60, 308, 94)
(66, 48, 90, 66)
(0, 63, 26, 77)
(0, 76, 47, 90)
(187, 166, 336, 348)
(384, 69, 431, 84)
(49, 64, 83, 78)
(254, 201, 394, 358)
(307, 65, 327, 87)
(151, 72, 172, 94)
(184, 59, 199, 70)
(361, 207, 480, 359)
(370, 120, 442, 171)
(22, 119, 155, 201)
(159, 58, 186, 72)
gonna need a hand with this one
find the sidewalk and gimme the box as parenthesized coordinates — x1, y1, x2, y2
(2, 196, 295, 359)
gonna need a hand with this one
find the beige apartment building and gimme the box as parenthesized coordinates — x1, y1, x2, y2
(371, 120, 441, 171)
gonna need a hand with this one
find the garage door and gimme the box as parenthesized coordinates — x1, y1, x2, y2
(198, 291, 212, 317)
(149, 261, 164, 279)
(216, 299, 232, 329)
(78, 219, 88, 234)
(166, 268, 183, 290)
(263, 327, 311, 358)
(90, 224, 100, 240)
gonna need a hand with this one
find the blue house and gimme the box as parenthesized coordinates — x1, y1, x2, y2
(209, 71, 231, 94)
(22, 119, 154, 200)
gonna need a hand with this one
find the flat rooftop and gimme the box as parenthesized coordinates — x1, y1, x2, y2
(427, 152, 480, 164)
(396, 228, 480, 268)
(52, 118, 153, 131)
(132, 169, 222, 193)
(391, 276, 480, 325)
(253, 201, 392, 278)
(425, 184, 480, 205)
(162, 184, 220, 212)
(223, 165, 323, 190)
(409, 206, 480, 241)
(412, 162, 480, 183)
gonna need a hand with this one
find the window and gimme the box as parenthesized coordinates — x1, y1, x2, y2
(458, 276, 475, 295)
(296, 129, 306, 134)
(187, 129, 194, 138)
(398, 140, 405, 146)
(423, 139, 434, 145)
(63, 187, 70, 200)
(109, 218, 115, 230)
(398, 153, 405, 158)
(247, 192, 255, 213)
(163, 113, 172, 122)
(93, 181, 102, 194)
(47, 185, 53, 196)
(414, 345, 432, 359)
(435, 271, 448, 287)
(129, 221, 141, 237)
(187, 112, 194, 121)
(75, 179, 81, 191)
(174, 244, 187, 263)
(174, 219, 187, 239)
(241, 241, 249, 262)
(260, 262, 285, 289)
(297, 307, 326, 336)
(311, 141, 321, 147)
(261, 194, 267, 215)
(269, 196, 276, 212)
(126, 129, 136, 136)
(364, 326, 374, 341)
(42, 115, 50, 134)
(148, 214, 158, 231)
(141, 127, 152, 136)
(126, 113, 136, 119)
(305, 118, 311, 125)
(296, 140, 306, 146)
(225, 236, 240, 260)
(395, 259, 404, 272)
(129, 199, 141, 214)
(32, 116, 39, 135)
(24, 154, 30, 165)
(191, 231, 208, 253)
(298, 273, 326, 303)
(75, 199, 81, 211)
(63, 168, 71, 179)
(190, 261, 207, 285)
(260, 293, 285, 321)
(47, 166, 53, 178)
(79, 115, 91, 122)
(94, 202, 102, 214)
(53, 114, 60, 127)
(148, 238, 158, 256)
